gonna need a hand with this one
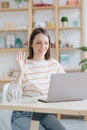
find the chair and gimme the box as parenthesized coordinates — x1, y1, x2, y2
(0, 83, 39, 130)
(0, 83, 12, 130)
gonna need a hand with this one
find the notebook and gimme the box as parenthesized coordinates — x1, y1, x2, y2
(38, 72, 87, 103)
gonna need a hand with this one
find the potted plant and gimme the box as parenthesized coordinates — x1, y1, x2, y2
(14, 0, 22, 4)
(79, 46, 87, 71)
(61, 16, 68, 27)
(14, 0, 28, 7)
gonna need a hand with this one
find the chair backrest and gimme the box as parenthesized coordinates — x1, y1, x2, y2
(2, 83, 10, 102)
(1, 83, 12, 130)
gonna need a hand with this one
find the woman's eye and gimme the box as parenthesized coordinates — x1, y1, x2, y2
(36, 41, 41, 44)
(45, 42, 49, 45)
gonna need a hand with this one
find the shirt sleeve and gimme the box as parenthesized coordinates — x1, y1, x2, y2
(57, 62, 66, 73)
(52, 58, 65, 73)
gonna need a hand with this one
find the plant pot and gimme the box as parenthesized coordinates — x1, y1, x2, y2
(62, 22, 68, 27)
(1, 2, 9, 8)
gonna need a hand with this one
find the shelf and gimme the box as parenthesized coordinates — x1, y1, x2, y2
(59, 27, 81, 30)
(0, 0, 84, 73)
(58, 5, 80, 9)
(59, 48, 78, 51)
(0, 7, 28, 12)
(51, 48, 56, 51)
(32, 6, 54, 10)
(0, 48, 28, 52)
(32, 27, 55, 30)
(0, 29, 28, 32)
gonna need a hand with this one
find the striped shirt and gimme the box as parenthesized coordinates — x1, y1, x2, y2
(6, 58, 65, 101)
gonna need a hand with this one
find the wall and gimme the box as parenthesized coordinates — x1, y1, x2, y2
(0, 0, 87, 75)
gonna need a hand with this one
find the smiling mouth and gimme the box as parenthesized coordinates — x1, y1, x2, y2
(39, 50, 46, 53)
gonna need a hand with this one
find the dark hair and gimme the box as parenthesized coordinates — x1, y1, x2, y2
(27, 28, 51, 60)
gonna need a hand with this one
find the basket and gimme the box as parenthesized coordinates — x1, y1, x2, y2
(1, 2, 9, 8)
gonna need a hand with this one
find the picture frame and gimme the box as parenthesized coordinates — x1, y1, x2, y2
(6, 34, 16, 48)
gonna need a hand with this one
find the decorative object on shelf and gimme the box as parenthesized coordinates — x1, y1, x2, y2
(73, 20, 78, 27)
(66, 0, 79, 5)
(47, 22, 55, 28)
(23, 0, 28, 1)
(65, 43, 73, 48)
(1, 2, 9, 8)
(33, 0, 53, 7)
(61, 16, 68, 27)
(14, 0, 28, 7)
(4, 23, 10, 31)
(4, 22, 17, 30)
(34, 21, 46, 28)
(59, 40, 64, 48)
(14, 0, 23, 7)
(60, 54, 70, 64)
(14, 0, 22, 3)
(6, 34, 16, 48)
(15, 38, 22, 48)
(79, 46, 87, 72)
(0, 38, 5, 48)
(51, 42, 56, 48)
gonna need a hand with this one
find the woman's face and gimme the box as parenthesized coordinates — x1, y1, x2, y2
(32, 33, 49, 60)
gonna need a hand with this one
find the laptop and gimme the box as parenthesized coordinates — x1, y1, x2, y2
(39, 72, 87, 103)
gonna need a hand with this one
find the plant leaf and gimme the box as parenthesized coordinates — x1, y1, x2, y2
(79, 58, 87, 64)
(82, 63, 87, 72)
(79, 46, 87, 51)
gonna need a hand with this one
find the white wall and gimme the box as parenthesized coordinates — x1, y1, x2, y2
(0, 0, 87, 75)
(84, 0, 87, 45)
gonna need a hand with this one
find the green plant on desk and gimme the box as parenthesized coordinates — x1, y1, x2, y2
(79, 46, 87, 71)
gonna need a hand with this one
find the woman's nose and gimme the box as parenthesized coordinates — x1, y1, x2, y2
(41, 43, 45, 48)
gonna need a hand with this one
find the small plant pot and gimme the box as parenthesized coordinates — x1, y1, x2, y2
(62, 22, 68, 27)
(1, 2, 9, 8)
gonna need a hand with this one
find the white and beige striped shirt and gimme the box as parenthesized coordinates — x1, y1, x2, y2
(7, 58, 65, 101)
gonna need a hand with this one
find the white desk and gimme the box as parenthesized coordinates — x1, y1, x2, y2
(0, 99, 87, 130)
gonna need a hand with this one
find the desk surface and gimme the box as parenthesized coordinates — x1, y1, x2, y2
(1, 98, 87, 130)
(0, 76, 12, 84)
(0, 98, 87, 116)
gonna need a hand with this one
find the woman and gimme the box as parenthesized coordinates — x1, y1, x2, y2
(7, 28, 66, 130)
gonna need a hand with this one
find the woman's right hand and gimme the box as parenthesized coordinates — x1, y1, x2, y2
(16, 50, 28, 72)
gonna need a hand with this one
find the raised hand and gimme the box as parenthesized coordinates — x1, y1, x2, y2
(16, 50, 28, 72)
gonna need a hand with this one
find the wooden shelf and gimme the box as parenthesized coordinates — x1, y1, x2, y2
(32, 6, 54, 10)
(59, 27, 81, 30)
(0, 29, 28, 32)
(0, 0, 85, 72)
(0, 48, 28, 52)
(59, 48, 78, 51)
(51, 48, 56, 51)
(58, 5, 80, 9)
(32, 27, 55, 30)
(0, 7, 28, 12)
